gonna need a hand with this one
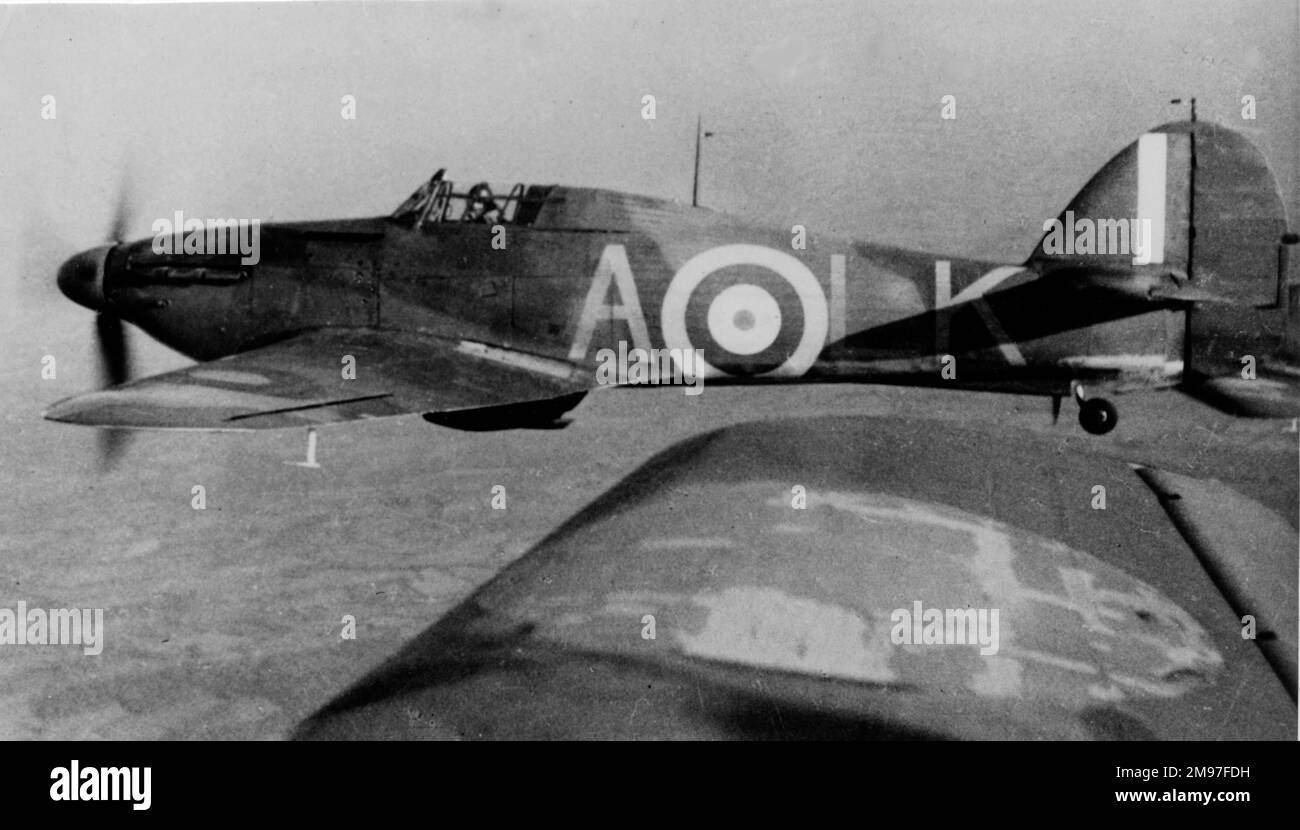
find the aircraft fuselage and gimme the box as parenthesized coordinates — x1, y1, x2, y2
(101, 194, 1188, 400)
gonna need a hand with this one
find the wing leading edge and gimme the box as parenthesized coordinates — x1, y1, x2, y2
(43, 329, 590, 431)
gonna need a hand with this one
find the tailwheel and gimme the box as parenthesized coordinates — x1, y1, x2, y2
(1078, 397, 1118, 435)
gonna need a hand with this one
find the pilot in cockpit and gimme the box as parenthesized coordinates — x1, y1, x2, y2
(463, 182, 502, 224)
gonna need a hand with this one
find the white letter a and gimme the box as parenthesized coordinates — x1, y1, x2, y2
(568, 244, 650, 361)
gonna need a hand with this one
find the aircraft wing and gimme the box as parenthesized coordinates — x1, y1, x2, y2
(294, 415, 1294, 740)
(43, 328, 590, 431)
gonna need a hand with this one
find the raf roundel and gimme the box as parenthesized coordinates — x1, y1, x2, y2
(660, 244, 829, 378)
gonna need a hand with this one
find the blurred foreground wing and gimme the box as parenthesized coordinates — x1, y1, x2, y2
(295, 416, 1294, 739)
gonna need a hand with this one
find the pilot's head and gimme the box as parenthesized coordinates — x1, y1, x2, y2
(469, 182, 494, 210)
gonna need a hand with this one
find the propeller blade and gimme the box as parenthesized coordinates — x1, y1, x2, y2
(96, 428, 131, 472)
(95, 313, 131, 387)
(93, 314, 133, 469)
(106, 174, 135, 244)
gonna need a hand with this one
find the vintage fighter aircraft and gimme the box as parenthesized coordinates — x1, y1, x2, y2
(47, 119, 1299, 440)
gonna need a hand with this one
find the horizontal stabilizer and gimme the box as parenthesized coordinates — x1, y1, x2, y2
(1147, 286, 1237, 305)
(1181, 372, 1300, 418)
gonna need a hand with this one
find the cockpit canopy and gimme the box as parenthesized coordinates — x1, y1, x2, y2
(390, 169, 554, 228)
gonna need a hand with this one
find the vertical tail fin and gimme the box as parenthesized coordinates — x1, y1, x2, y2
(1028, 122, 1288, 308)
(1028, 128, 1192, 275)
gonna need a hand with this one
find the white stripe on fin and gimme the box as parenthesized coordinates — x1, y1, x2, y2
(1134, 133, 1166, 266)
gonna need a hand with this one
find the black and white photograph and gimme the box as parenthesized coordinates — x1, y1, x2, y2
(0, 0, 1296, 774)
